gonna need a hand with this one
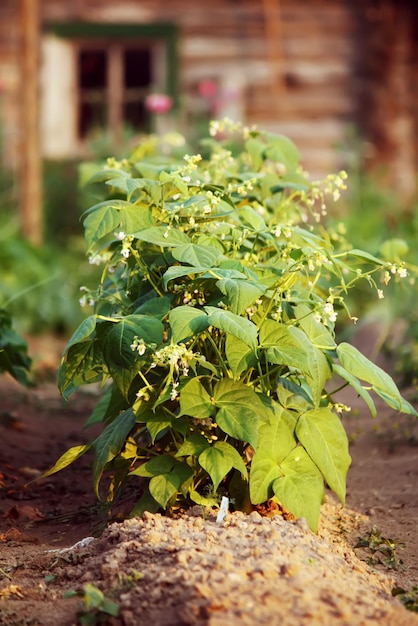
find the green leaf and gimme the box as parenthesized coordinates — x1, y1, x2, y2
(189, 490, 218, 507)
(169, 306, 210, 344)
(83, 384, 128, 428)
(373, 388, 417, 416)
(273, 446, 324, 532)
(105, 176, 147, 201)
(175, 433, 210, 457)
(134, 296, 171, 320)
(296, 406, 351, 504)
(332, 363, 377, 418)
(163, 265, 210, 287)
(225, 334, 257, 378)
(337, 342, 415, 415)
(379, 238, 409, 262)
(260, 320, 309, 370)
(265, 133, 300, 171)
(133, 226, 189, 247)
(58, 340, 102, 400)
(179, 378, 215, 419)
(62, 315, 97, 356)
(82, 200, 153, 249)
(255, 401, 296, 462)
(205, 306, 258, 351)
(131, 454, 176, 478)
(345, 249, 387, 266)
(148, 462, 193, 508)
(213, 379, 267, 447)
(199, 441, 247, 491)
(92, 409, 137, 498)
(216, 278, 265, 315)
(237, 205, 267, 231)
(289, 326, 331, 406)
(249, 457, 282, 504)
(172, 244, 222, 268)
(39, 445, 90, 479)
(294, 304, 337, 349)
(249, 401, 296, 504)
(149, 474, 180, 508)
(245, 138, 265, 171)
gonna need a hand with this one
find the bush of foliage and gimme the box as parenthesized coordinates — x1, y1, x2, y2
(46, 120, 416, 531)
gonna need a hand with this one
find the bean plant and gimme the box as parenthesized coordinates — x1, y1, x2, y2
(46, 120, 416, 531)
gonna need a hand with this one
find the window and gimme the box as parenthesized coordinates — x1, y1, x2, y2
(41, 23, 177, 158)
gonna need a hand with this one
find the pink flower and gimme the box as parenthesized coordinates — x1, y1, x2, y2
(198, 79, 218, 100)
(144, 93, 173, 114)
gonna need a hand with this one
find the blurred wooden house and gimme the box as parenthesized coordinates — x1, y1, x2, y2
(0, 0, 417, 242)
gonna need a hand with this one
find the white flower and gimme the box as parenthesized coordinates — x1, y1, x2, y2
(116, 231, 126, 240)
(377, 289, 384, 299)
(398, 267, 407, 278)
(121, 248, 130, 259)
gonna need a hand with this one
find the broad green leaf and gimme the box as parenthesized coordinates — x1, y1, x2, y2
(273, 446, 324, 531)
(133, 226, 189, 247)
(199, 441, 247, 491)
(172, 244, 222, 268)
(265, 133, 300, 171)
(374, 388, 417, 416)
(289, 326, 332, 406)
(163, 265, 210, 288)
(169, 306, 209, 344)
(85, 167, 129, 185)
(379, 238, 409, 262)
(345, 249, 387, 266)
(238, 205, 267, 231)
(337, 342, 414, 414)
(270, 172, 310, 193)
(205, 306, 258, 351)
(143, 414, 172, 443)
(100, 315, 164, 369)
(84, 384, 128, 428)
(92, 409, 137, 497)
(39, 444, 90, 479)
(216, 278, 265, 315)
(149, 462, 193, 508)
(255, 402, 296, 462)
(213, 379, 266, 447)
(82, 200, 129, 246)
(134, 296, 170, 320)
(105, 176, 147, 201)
(225, 334, 257, 378)
(189, 490, 218, 507)
(296, 406, 351, 504)
(83, 200, 153, 249)
(179, 378, 215, 419)
(260, 319, 309, 370)
(62, 315, 97, 355)
(58, 340, 102, 400)
(332, 363, 376, 418)
(294, 304, 336, 349)
(245, 138, 265, 171)
(131, 454, 176, 478)
(149, 473, 180, 509)
(176, 433, 210, 457)
(249, 457, 282, 504)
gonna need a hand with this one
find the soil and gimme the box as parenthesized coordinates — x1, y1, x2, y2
(0, 333, 418, 626)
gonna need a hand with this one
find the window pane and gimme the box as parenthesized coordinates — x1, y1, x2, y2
(124, 49, 152, 88)
(78, 101, 107, 138)
(123, 101, 148, 131)
(78, 50, 107, 89)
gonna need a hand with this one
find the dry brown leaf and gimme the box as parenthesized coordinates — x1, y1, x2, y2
(0, 527, 38, 543)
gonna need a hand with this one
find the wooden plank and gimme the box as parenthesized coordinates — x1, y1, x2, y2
(19, 0, 42, 244)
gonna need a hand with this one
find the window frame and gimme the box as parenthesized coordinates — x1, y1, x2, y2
(43, 22, 178, 150)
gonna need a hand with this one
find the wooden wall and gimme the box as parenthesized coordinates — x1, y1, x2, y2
(0, 0, 416, 198)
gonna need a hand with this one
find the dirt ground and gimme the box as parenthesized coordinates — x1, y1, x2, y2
(0, 334, 417, 626)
